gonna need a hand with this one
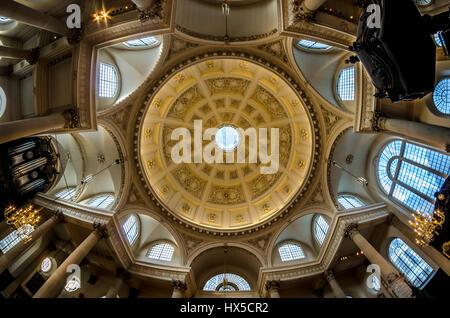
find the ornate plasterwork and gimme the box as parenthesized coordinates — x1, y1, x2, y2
(354, 67, 379, 133)
(257, 40, 289, 64)
(175, 25, 278, 43)
(133, 51, 321, 235)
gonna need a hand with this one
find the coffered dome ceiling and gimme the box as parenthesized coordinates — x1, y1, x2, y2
(138, 58, 315, 231)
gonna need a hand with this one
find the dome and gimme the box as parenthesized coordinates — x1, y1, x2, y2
(137, 58, 315, 231)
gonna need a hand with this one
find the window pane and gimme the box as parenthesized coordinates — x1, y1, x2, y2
(98, 63, 118, 98)
(314, 215, 329, 245)
(404, 142, 450, 175)
(432, 78, 450, 115)
(0, 224, 34, 253)
(147, 243, 175, 261)
(278, 243, 305, 261)
(87, 195, 114, 209)
(203, 273, 251, 291)
(0, 17, 11, 23)
(392, 184, 435, 215)
(338, 195, 364, 209)
(337, 67, 355, 101)
(389, 238, 433, 288)
(124, 36, 158, 47)
(298, 39, 331, 50)
(55, 188, 76, 200)
(434, 33, 444, 47)
(122, 215, 138, 244)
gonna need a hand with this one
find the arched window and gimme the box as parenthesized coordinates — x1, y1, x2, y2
(0, 86, 6, 118)
(297, 39, 331, 50)
(87, 194, 114, 209)
(55, 187, 76, 200)
(203, 273, 251, 291)
(434, 33, 445, 47)
(313, 215, 329, 245)
(147, 243, 175, 261)
(278, 242, 305, 261)
(65, 276, 81, 292)
(0, 224, 34, 253)
(372, 276, 381, 292)
(98, 63, 118, 98)
(377, 140, 449, 214)
(337, 67, 355, 101)
(122, 215, 138, 245)
(433, 78, 450, 115)
(0, 17, 11, 23)
(388, 238, 434, 288)
(124, 36, 158, 47)
(338, 194, 365, 209)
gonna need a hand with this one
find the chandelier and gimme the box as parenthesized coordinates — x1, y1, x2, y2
(408, 209, 445, 247)
(4, 204, 42, 243)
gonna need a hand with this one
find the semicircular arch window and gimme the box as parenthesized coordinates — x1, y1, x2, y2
(313, 215, 329, 245)
(0, 224, 34, 253)
(87, 194, 114, 209)
(98, 63, 119, 98)
(278, 242, 305, 261)
(55, 187, 77, 200)
(147, 243, 175, 261)
(433, 78, 450, 115)
(0, 17, 11, 23)
(377, 140, 449, 215)
(337, 67, 355, 101)
(122, 215, 139, 245)
(337, 194, 365, 209)
(124, 36, 159, 47)
(203, 273, 251, 291)
(388, 238, 434, 288)
(297, 39, 331, 50)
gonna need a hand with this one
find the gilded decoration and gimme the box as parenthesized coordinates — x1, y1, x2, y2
(136, 55, 319, 232)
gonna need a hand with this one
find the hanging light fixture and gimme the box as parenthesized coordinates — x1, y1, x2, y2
(331, 160, 368, 186)
(221, 0, 230, 42)
(408, 209, 445, 247)
(4, 203, 42, 243)
(81, 159, 121, 185)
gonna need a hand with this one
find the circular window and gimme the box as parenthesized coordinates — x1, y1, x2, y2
(65, 277, 81, 292)
(41, 257, 52, 273)
(215, 126, 240, 152)
(433, 78, 450, 115)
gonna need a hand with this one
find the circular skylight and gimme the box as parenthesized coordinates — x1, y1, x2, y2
(41, 257, 52, 273)
(433, 78, 450, 115)
(215, 126, 240, 152)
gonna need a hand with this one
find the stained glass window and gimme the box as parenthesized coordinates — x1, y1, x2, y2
(98, 63, 118, 98)
(338, 195, 365, 209)
(203, 273, 251, 291)
(87, 194, 114, 209)
(388, 238, 433, 288)
(122, 215, 138, 245)
(298, 39, 331, 50)
(147, 243, 175, 261)
(314, 215, 329, 245)
(433, 78, 450, 115)
(278, 243, 305, 261)
(337, 67, 355, 101)
(377, 140, 449, 214)
(124, 36, 158, 47)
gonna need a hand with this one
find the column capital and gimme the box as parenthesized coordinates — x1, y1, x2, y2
(137, 0, 164, 23)
(371, 111, 387, 132)
(93, 223, 108, 239)
(52, 211, 65, 224)
(67, 27, 84, 45)
(25, 47, 40, 65)
(344, 223, 359, 240)
(172, 280, 187, 292)
(324, 269, 336, 282)
(385, 272, 414, 298)
(265, 280, 280, 291)
(63, 108, 80, 129)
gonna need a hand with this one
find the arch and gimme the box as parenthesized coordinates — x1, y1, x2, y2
(376, 139, 449, 214)
(388, 238, 434, 289)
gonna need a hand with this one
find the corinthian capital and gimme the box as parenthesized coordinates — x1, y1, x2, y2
(344, 223, 359, 240)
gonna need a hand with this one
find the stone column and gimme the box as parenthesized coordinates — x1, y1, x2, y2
(324, 270, 346, 298)
(265, 280, 281, 298)
(390, 216, 450, 276)
(345, 224, 413, 298)
(297, 0, 328, 21)
(171, 280, 187, 298)
(0, 109, 78, 145)
(0, 213, 63, 274)
(33, 223, 108, 298)
(373, 113, 450, 152)
(0, 0, 69, 36)
(105, 269, 130, 298)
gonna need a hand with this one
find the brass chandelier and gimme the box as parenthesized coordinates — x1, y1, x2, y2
(4, 203, 42, 243)
(408, 209, 445, 247)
